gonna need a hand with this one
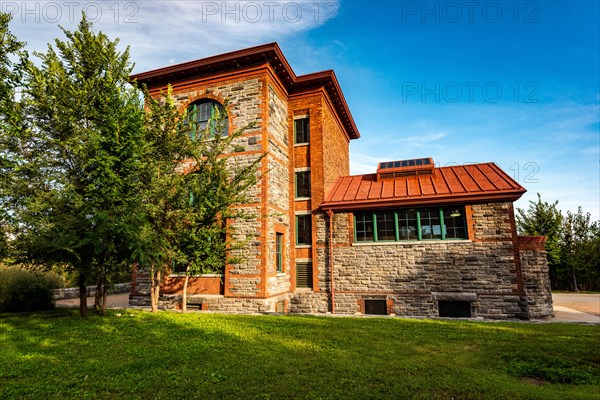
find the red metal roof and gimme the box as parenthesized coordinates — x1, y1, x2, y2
(321, 163, 526, 211)
(130, 43, 359, 140)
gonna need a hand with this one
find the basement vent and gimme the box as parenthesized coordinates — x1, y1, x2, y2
(296, 262, 313, 288)
(275, 300, 285, 313)
(364, 299, 387, 315)
(438, 301, 472, 318)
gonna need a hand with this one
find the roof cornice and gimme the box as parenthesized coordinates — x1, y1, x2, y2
(131, 42, 360, 139)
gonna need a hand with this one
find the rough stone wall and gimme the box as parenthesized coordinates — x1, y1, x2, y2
(265, 84, 292, 296)
(301, 202, 528, 319)
(519, 236, 553, 318)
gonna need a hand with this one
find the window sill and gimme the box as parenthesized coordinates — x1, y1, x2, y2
(294, 287, 314, 293)
(294, 143, 309, 147)
(276, 272, 286, 277)
(295, 244, 312, 248)
(352, 240, 471, 247)
(295, 197, 311, 201)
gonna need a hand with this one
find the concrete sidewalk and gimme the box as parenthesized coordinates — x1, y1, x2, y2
(551, 305, 599, 323)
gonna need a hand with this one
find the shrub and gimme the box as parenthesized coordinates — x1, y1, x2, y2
(0, 266, 63, 312)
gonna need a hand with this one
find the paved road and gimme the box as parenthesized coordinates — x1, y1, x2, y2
(56, 293, 130, 308)
(552, 293, 599, 316)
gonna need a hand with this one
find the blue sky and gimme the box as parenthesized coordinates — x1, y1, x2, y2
(4, 0, 599, 219)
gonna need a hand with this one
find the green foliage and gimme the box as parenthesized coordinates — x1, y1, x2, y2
(0, 265, 62, 312)
(0, 12, 28, 262)
(558, 208, 600, 291)
(133, 87, 263, 309)
(517, 193, 563, 266)
(0, 311, 599, 399)
(1, 15, 146, 316)
(517, 195, 600, 291)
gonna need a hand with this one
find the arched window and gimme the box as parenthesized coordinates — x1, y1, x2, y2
(183, 99, 228, 139)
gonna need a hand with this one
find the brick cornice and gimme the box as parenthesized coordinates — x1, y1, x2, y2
(131, 42, 360, 140)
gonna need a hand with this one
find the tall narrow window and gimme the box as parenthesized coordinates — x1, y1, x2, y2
(183, 99, 228, 139)
(296, 215, 312, 245)
(275, 233, 283, 273)
(294, 117, 310, 144)
(295, 171, 311, 198)
(355, 212, 374, 242)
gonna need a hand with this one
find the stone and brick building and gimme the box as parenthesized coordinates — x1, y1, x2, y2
(129, 43, 552, 319)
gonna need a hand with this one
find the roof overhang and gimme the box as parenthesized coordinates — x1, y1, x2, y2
(130, 42, 360, 139)
(320, 162, 527, 212)
(321, 191, 526, 212)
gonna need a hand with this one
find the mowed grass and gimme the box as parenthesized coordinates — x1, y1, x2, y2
(0, 310, 598, 399)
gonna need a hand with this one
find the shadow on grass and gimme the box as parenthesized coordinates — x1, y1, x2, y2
(0, 310, 599, 399)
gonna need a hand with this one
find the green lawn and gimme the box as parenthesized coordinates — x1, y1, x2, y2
(1, 310, 598, 399)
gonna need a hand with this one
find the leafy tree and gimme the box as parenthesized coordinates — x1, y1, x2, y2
(4, 15, 145, 317)
(516, 193, 563, 268)
(0, 12, 28, 262)
(560, 208, 599, 291)
(134, 89, 263, 312)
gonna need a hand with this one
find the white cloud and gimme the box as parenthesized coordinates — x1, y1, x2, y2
(3, 0, 341, 72)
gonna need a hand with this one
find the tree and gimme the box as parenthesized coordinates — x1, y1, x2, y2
(516, 193, 563, 266)
(517, 194, 600, 291)
(0, 12, 28, 262)
(4, 15, 145, 317)
(560, 208, 599, 291)
(133, 88, 263, 312)
(129, 86, 191, 313)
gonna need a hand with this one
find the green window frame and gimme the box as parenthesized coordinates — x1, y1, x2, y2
(276, 233, 283, 273)
(295, 170, 311, 198)
(183, 99, 228, 140)
(354, 206, 467, 242)
(294, 117, 310, 144)
(296, 214, 312, 246)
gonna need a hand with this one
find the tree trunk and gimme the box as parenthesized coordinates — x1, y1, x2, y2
(94, 280, 102, 310)
(153, 269, 161, 312)
(78, 273, 88, 318)
(181, 264, 190, 313)
(571, 265, 579, 292)
(150, 263, 161, 313)
(101, 278, 107, 316)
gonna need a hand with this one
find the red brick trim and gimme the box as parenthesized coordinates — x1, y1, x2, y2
(518, 236, 547, 251)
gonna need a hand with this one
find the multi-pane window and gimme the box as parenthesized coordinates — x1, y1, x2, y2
(397, 209, 418, 240)
(443, 208, 467, 239)
(296, 215, 312, 245)
(183, 99, 228, 139)
(354, 206, 467, 242)
(354, 212, 374, 242)
(295, 171, 311, 198)
(420, 208, 442, 240)
(376, 211, 396, 241)
(275, 233, 283, 273)
(294, 117, 310, 144)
